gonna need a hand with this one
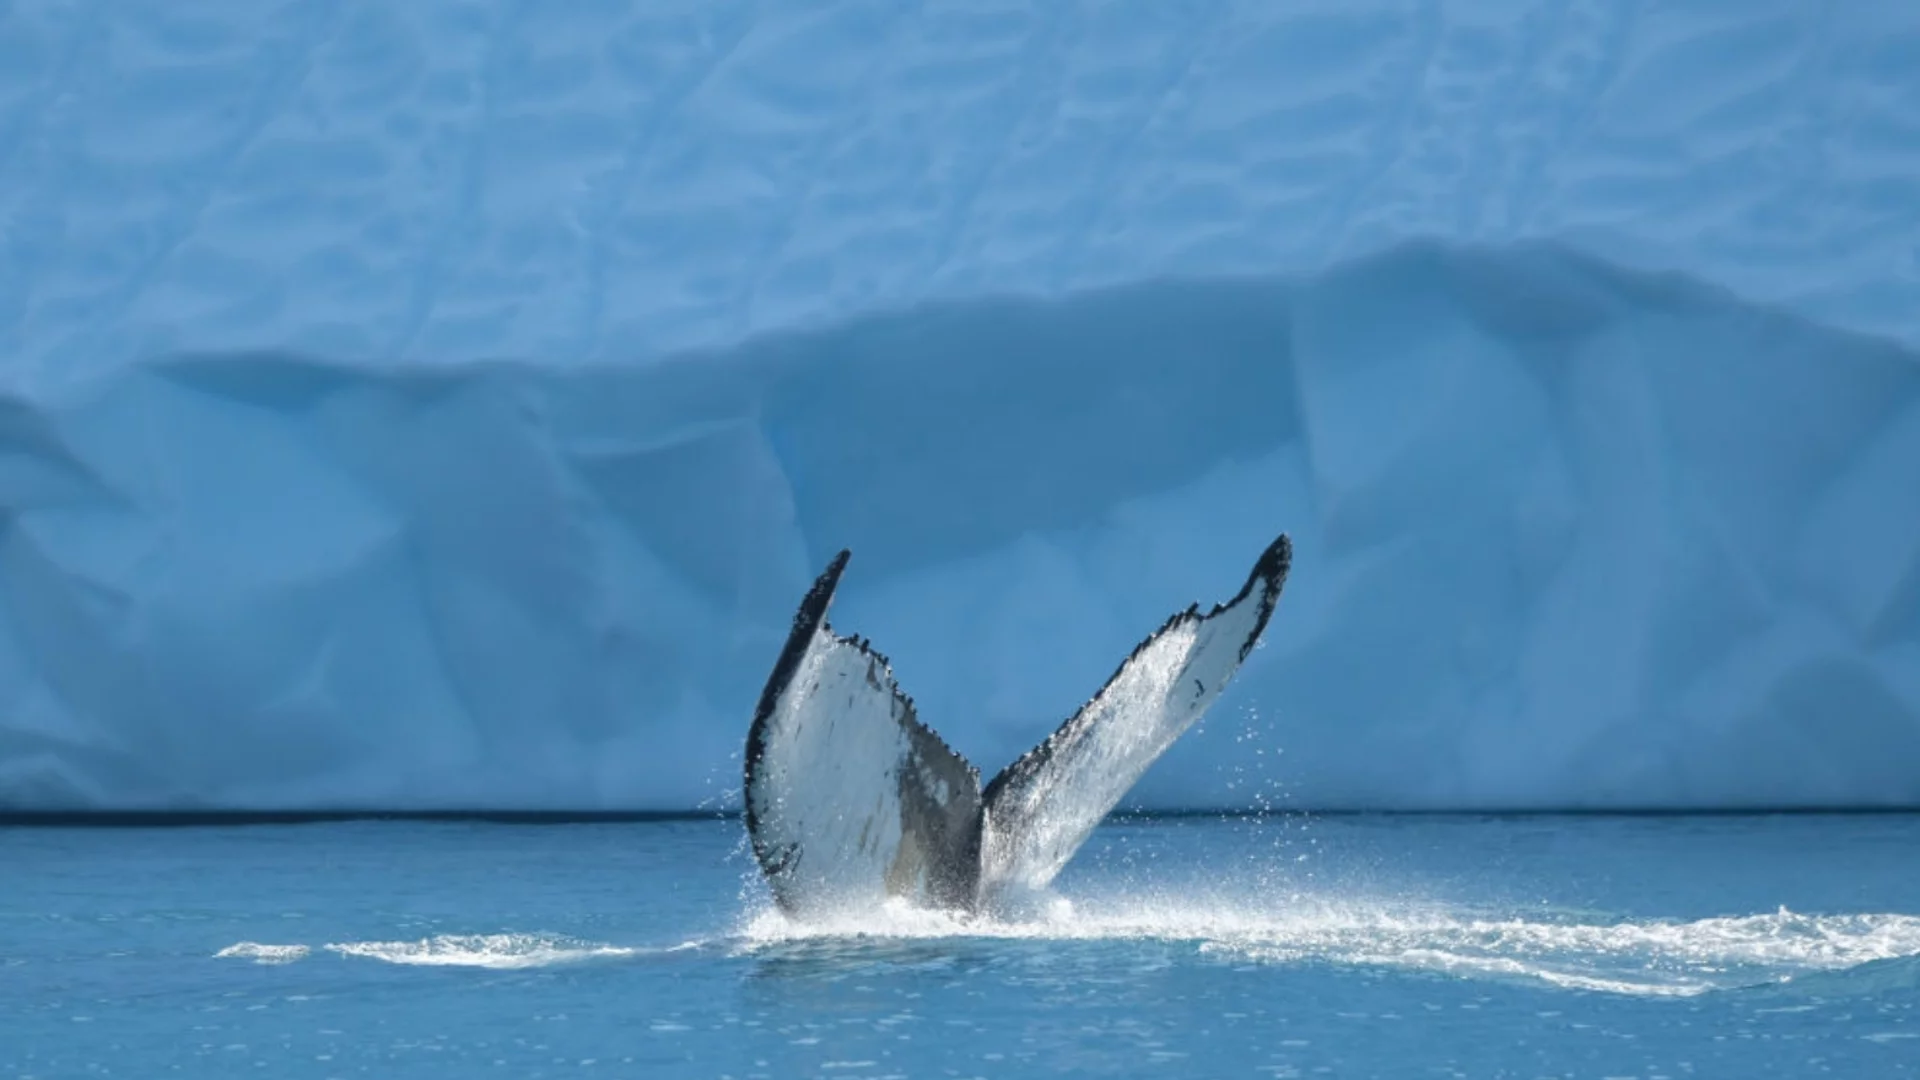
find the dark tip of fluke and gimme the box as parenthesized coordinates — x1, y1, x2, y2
(1201, 531, 1293, 620)
(789, 549, 851, 630)
(822, 549, 852, 587)
(1253, 533, 1292, 586)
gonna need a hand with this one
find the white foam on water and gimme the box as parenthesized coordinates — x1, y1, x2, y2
(736, 898, 1920, 998)
(322, 933, 649, 969)
(214, 903, 1920, 995)
(213, 942, 311, 965)
(216, 933, 706, 969)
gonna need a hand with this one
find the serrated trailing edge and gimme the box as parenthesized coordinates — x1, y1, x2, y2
(824, 629, 979, 786)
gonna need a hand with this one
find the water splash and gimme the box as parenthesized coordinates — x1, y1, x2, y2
(735, 896, 1920, 998)
(214, 899, 1920, 995)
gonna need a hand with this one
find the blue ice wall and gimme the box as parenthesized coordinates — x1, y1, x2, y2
(2, 3, 1917, 809)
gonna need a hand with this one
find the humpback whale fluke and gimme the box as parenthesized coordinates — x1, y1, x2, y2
(743, 533, 1292, 919)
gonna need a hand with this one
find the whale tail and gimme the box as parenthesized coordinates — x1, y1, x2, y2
(743, 533, 1291, 918)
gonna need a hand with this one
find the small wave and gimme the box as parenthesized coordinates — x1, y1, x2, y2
(738, 899, 1920, 998)
(1203, 905, 1920, 997)
(323, 933, 646, 969)
(214, 942, 311, 965)
(217, 933, 709, 970)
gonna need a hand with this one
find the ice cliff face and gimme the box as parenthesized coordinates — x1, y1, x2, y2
(1, 3, 1917, 809)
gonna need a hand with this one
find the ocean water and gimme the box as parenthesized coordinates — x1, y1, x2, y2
(4, 815, 1918, 1078)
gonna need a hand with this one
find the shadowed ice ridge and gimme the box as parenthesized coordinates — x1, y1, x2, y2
(5, 244, 1919, 812)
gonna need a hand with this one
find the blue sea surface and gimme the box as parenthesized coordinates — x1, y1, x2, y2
(4, 815, 1918, 1078)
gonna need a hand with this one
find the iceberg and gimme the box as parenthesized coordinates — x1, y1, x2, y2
(1, 4, 1916, 810)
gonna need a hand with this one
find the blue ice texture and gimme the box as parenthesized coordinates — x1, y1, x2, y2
(1, 2, 1917, 811)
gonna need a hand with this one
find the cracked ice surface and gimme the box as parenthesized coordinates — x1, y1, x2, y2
(0, 3, 1917, 809)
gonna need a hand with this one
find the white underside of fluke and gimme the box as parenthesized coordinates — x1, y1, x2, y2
(977, 581, 1278, 902)
(744, 621, 980, 919)
(744, 535, 1290, 918)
